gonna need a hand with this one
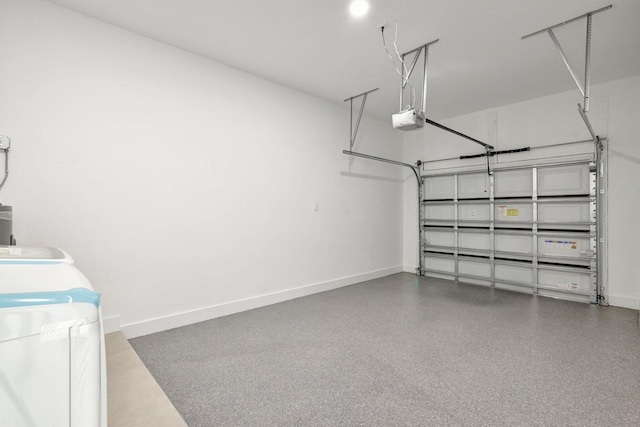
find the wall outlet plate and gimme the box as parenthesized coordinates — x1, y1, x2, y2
(0, 136, 10, 150)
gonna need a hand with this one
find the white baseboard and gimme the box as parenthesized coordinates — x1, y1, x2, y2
(102, 315, 121, 334)
(607, 294, 640, 310)
(121, 266, 404, 339)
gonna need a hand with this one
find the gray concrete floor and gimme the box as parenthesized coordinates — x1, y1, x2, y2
(130, 273, 640, 426)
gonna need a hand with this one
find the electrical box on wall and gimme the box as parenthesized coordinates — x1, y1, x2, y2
(392, 109, 425, 131)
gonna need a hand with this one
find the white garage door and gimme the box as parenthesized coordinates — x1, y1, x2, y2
(420, 160, 603, 304)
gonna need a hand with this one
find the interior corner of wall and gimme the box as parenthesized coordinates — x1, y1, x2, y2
(607, 294, 640, 311)
(402, 265, 417, 274)
(102, 315, 121, 334)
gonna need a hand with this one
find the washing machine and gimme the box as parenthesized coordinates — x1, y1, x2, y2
(0, 246, 106, 427)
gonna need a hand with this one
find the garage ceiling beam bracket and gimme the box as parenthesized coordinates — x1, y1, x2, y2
(398, 39, 439, 114)
(522, 5, 611, 150)
(344, 88, 379, 151)
(521, 5, 611, 113)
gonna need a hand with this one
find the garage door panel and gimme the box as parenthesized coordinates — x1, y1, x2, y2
(495, 203, 533, 226)
(495, 282, 534, 294)
(495, 263, 534, 284)
(458, 203, 491, 222)
(424, 204, 455, 222)
(537, 235, 591, 258)
(538, 268, 593, 292)
(458, 173, 490, 199)
(495, 233, 533, 254)
(424, 257, 455, 274)
(424, 176, 455, 200)
(424, 230, 455, 247)
(538, 164, 590, 196)
(494, 169, 533, 198)
(459, 232, 491, 250)
(538, 202, 591, 229)
(537, 288, 591, 303)
(458, 259, 492, 286)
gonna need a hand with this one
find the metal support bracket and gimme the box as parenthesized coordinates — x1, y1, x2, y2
(577, 103, 603, 151)
(522, 6, 611, 150)
(399, 39, 439, 113)
(522, 5, 612, 113)
(344, 88, 379, 150)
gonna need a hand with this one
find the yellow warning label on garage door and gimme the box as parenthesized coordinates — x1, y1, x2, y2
(498, 206, 520, 217)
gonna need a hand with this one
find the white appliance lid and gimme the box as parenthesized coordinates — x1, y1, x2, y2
(0, 247, 73, 264)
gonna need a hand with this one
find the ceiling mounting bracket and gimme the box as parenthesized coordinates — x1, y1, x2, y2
(522, 4, 611, 147)
(398, 39, 439, 114)
(344, 88, 379, 150)
(521, 4, 612, 113)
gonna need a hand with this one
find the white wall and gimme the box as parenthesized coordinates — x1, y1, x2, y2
(0, 0, 404, 337)
(403, 75, 640, 310)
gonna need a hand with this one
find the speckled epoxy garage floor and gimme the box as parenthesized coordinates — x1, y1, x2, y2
(129, 273, 640, 426)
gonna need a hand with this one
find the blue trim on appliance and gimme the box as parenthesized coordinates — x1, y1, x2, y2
(0, 288, 101, 308)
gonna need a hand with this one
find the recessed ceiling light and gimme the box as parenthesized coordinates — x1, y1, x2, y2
(349, 0, 370, 18)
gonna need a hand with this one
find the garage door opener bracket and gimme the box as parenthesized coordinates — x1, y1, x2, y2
(389, 36, 494, 151)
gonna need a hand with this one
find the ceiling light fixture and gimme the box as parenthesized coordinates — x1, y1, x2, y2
(349, 0, 370, 18)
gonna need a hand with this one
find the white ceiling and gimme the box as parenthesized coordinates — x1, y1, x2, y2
(46, 0, 640, 121)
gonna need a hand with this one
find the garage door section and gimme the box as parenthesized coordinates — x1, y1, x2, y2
(420, 161, 600, 303)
